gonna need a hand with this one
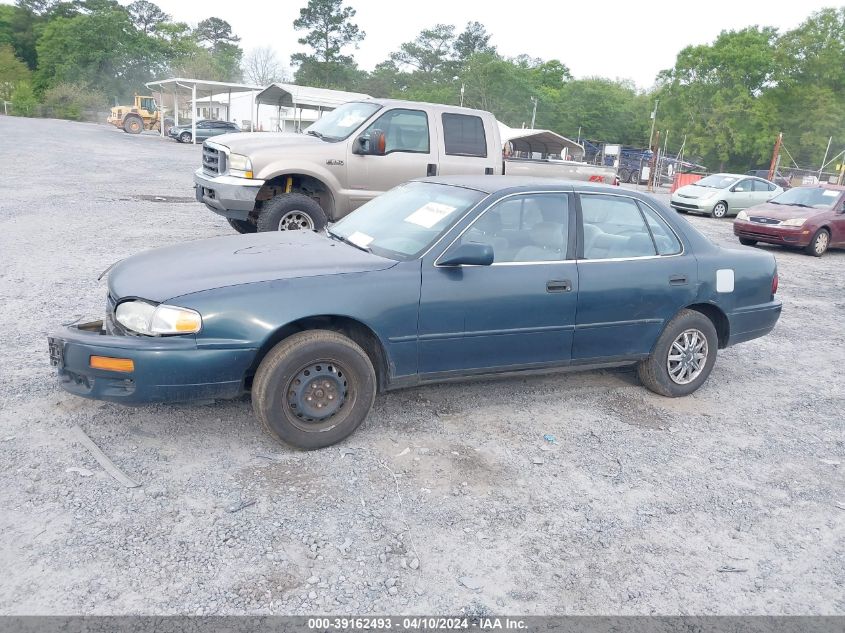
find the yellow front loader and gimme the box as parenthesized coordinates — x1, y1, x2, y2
(107, 95, 173, 134)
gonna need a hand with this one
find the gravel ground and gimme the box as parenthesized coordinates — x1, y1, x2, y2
(0, 116, 843, 616)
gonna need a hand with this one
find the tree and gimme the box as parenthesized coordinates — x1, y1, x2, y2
(390, 24, 456, 74)
(657, 27, 779, 170)
(291, 0, 364, 87)
(454, 21, 494, 61)
(1, 3, 40, 69)
(242, 46, 285, 86)
(195, 16, 240, 49)
(0, 44, 31, 100)
(10, 80, 37, 115)
(127, 0, 169, 34)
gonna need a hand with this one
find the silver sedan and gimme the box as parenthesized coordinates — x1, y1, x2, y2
(670, 173, 783, 218)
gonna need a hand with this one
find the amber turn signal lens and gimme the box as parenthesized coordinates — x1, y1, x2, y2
(89, 356, 135, 372)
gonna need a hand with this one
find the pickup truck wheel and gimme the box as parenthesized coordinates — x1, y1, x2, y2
(257, 193, 327, 232)
(252, 330, 377, 449)
(637, 309, 718, 397)
(227, 218, 257, 234)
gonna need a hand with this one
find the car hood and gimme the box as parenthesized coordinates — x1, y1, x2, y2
(742, 201, 831, 220)
(108, 230, 396, 303)
(208, 132, 327, 156)
(673, 184, 719, 199)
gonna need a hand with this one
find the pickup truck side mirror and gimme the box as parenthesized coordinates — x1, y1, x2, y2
(439, 242, 494, 267)
(355, 129, 386, 156)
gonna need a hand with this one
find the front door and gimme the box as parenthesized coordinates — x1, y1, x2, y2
(346, 108, 436, 210)
(418, 192, 579, 376)
(728, 178, 757, 211)
(573, 193, 698, 360)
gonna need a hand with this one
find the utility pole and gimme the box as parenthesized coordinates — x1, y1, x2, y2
(647, 129, 660, 192)
(818, 136, 833, 181)
(768, 132, 782, 181)
(530, 96, 538, 129)
(647, 99, 659, 150)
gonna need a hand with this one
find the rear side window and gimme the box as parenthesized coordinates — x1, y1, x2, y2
(442, 113, 487, 157)
(638, 203, 682, 255)
(752, 180, 770, 192)
(580, 194, 657, 259)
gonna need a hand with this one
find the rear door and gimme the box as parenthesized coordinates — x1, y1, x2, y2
(752, 178, 777, 204)
(345, 108, 437, 210)
(573, 193, 697, 361)
(435, 112, 499, 177)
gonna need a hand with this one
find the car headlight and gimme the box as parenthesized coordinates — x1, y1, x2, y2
(228, 153, 253, 178)
(736, 210, 749, 221)
(781, 218, 806, 226)
(115, 301, 202, 335)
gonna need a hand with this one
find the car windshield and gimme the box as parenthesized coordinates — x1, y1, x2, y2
(328, 182, 487, 261)
(695, 175, 740, 189)
(769, 187, 841, 209)
(304, 101, 381, 142)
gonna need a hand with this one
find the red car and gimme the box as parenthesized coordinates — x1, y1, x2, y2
(733, 184, 845, 256)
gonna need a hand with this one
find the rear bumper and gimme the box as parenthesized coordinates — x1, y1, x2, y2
(733, 221, 810, 246)
(193, 168, 264, 219)
(48, 321, 256, 404)
(727, 301, 782, 346)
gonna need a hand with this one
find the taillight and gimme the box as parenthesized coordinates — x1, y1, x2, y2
(772, 272, 778, 295)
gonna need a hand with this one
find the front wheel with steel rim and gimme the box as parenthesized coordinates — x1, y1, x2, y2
(804, 228, 829, 257)
(711, 201, 729, 219)
(252, 330, 376, 449)
(257, 192, 328, 232)
(637, 309, 718, 397)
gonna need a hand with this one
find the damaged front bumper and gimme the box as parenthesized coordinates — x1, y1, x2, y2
(47, 320, 256, 404)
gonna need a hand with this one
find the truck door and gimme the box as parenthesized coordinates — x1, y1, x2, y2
(435, 112, 499, 177)
(345, 108, 437, 210)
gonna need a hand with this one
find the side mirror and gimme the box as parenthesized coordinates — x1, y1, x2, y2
(732, 186, 744, 192)
(355, 129, 386, 156)
(439, 242, 494, 267)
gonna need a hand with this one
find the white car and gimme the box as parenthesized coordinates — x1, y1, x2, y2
(670, 173, 783, 218)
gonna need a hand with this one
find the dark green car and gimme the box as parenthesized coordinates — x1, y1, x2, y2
(168, 120, 240, 144)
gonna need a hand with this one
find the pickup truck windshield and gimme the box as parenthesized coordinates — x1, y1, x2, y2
(328, 182, 486, 261)
(304, 102, 381, 142)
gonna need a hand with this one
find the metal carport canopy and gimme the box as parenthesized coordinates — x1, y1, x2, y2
(255, 83, 371, 131)
(498, 122, 585, 161)
(145, 77, 263, 144)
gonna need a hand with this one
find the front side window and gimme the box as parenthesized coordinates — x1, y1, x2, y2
(442, 113, 487, 157)
(304, 101, 381, 142)
(361, 109, 430, 153)
(329, 182, 485, 261)
(733, 179, 754, 192)
(580, 194, 657, 259)
(457, 193, 571, 263)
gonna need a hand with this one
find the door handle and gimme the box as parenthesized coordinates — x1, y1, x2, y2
(669, 274, 688, 285)
(546, 279, 572, 293)
(427, 163, 437, 177)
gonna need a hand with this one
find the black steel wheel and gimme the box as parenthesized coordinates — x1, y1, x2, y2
(252, 330, 376, 449)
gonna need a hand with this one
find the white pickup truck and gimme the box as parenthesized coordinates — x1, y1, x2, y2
(193, 98, 618, 233)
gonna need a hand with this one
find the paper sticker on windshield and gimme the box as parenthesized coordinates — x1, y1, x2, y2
(347, 231, 374, 248)
(823, 190, 839, 197)
(404, 202, 457, 229)
(338, 114, 365, 127)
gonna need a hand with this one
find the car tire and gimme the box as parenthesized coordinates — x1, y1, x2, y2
(637, 309, 719, 398)
(739, 238, 757, 246)
(227, 218, 257, 234)
(629, 169, 640, 184)
(252, 330, 377, 449)
(123, 115, 143, 134)
(711, 201, 729, 218)
(257, 193, 328, 232)
(179, 132, 192, 143)
(805, 228, 830, 257)
(619, 168, 630, 183)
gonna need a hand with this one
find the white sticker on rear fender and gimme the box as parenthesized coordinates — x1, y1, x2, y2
(716, 269, 735, 293)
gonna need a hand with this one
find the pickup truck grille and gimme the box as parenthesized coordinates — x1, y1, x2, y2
(202, 144, 226, 176)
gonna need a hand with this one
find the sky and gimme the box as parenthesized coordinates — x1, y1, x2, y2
(145, 0, 836, 88)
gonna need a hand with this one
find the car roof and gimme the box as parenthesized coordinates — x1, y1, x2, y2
(417, 175, 649, 199)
